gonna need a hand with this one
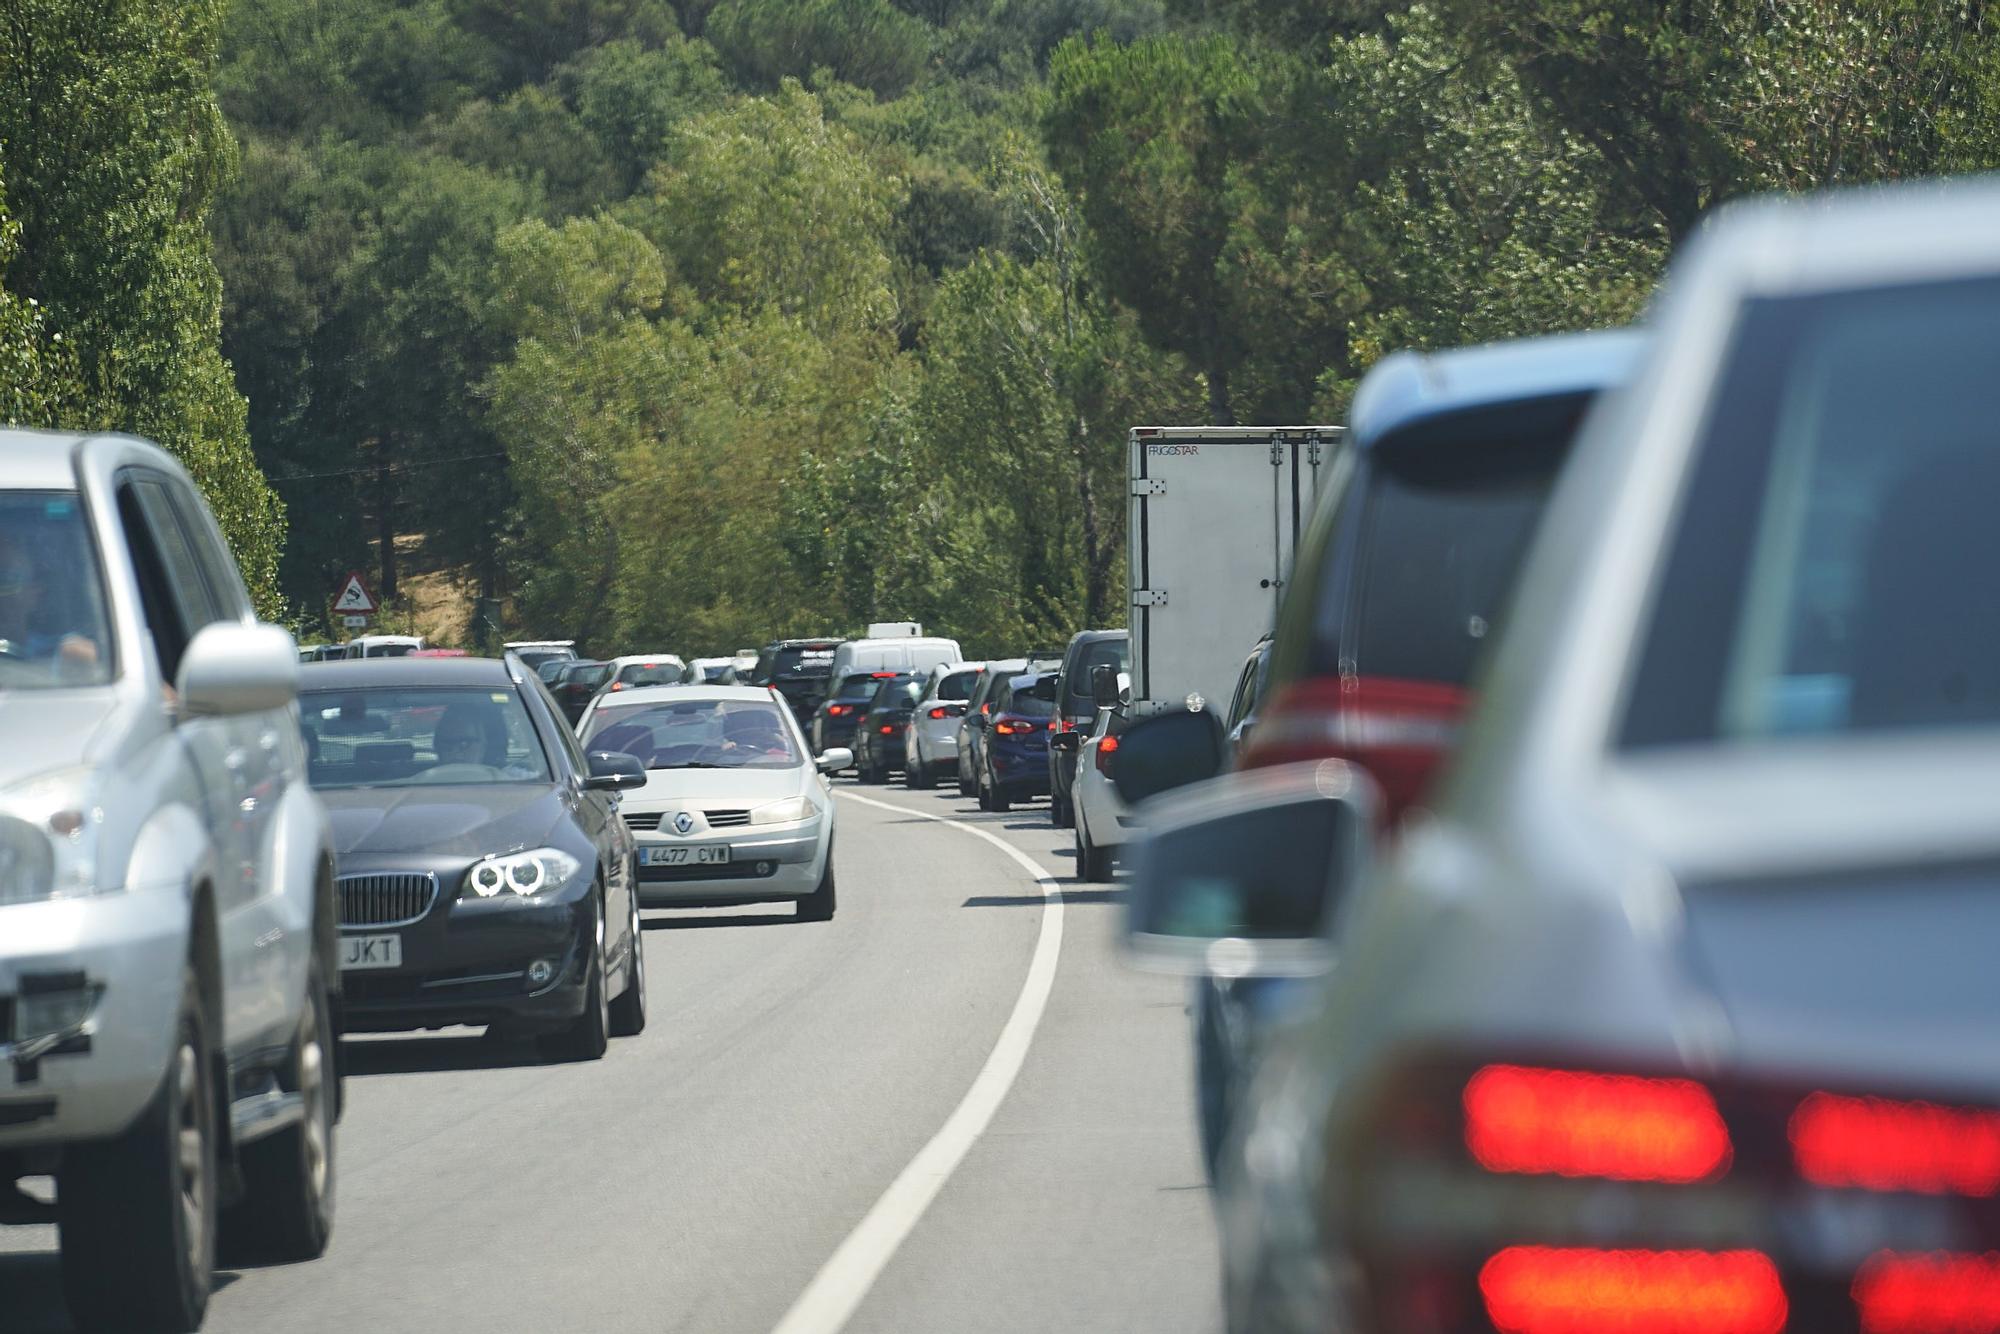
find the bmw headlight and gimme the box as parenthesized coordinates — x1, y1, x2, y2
(750, 796, 819, 826)
(462, 847, 582, 899)
(0, 768, 105, 906)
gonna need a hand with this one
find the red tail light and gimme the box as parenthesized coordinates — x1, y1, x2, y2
(1479, 1247, 1786, 1334)
(609, 681, 625, 691)
(1094, 733, 1120, 774)
(1854, 1252, 2000, 1334)
(1464, 1065, 1732, 1184)
(994, 719, 1036, 737)
(871, 671, 897, 678)
(980, 702, 991, 715)
(1241, 676, 1466, 823)
(928, 707, 950, 720)
(879, 724, 895, 735)
(1791, 1092, 2000, 1197)
(1057, 718, 1075, 732)
(827, 704, 853, 717)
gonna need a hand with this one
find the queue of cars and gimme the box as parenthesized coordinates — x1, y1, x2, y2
(1107, 177, 2000, 1334)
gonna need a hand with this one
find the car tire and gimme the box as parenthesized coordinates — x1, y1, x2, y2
(797, 842, 836, 921)
(976, 776, 993, 811)
(60, 968, 216, 1334)
(220, 962, 337, 1265)
(990, 781, 1012, 813)
(541, 904, 610, 1063)
(609, 885, 647, 1038)
(906, 756, 932, 790)
(1052, 789, 1074, 828)
(1080, 819, 1113, 883)
(957, 767, 974, 798)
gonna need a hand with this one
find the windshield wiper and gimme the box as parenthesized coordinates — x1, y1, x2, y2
(652, 761, 729, 770)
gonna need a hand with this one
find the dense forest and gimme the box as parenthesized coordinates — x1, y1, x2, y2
(4, 1, 1997, 652)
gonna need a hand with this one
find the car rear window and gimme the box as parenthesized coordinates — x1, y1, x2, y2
(935, 670, 978, 701)
(617, 661, 684, 687)
(1008, 676, 1059, 718)
(834, 673, 883, 700)
(1340, 415, 1572, 687)
(1624, 276, 2000, 746)
(872, 679, 923, 709)
(773, 644, 836, 679)
(1065, 640, 1128, 705)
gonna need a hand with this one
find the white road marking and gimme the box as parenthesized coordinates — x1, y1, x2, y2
(769, 789, 1066, 1334)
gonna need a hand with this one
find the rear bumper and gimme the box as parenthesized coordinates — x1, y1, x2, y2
(991, 745, 1051, 797)
(0, 888, 190, 1149)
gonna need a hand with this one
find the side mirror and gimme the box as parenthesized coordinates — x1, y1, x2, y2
(815, 748, 853, 773)
(583, 750, 647, 791)
(1123, 760, 1377, 977)
(1050, 730, 1081, 753)
(178, 622, 299, 717)
(1091, 664, 1120, 708)
(1110, 708, 1227, 805)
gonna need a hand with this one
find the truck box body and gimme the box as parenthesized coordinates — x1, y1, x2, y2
(1126, 426, 1340, 718)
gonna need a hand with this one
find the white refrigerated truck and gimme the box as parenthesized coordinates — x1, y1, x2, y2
(1125, 425, 1341, 719)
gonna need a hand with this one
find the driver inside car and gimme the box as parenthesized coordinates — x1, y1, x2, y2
(0, 529, 100, 672)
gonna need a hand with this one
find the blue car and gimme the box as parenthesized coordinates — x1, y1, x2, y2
(1192, 327, 1648, 1178)
(973, 670, 1057, 812)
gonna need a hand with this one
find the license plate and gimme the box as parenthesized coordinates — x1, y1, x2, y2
(641, 844, 732, 867)
(340, 934, 402, 971)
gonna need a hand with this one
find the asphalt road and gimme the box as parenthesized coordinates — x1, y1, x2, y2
(1, 776, 1218, 1333)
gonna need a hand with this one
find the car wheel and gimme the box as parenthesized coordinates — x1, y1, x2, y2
(1052, 791, 1074, 829)
(990, 780, 1012, 813)
(61, 968, 215, 1334)
(906, 755, 932, 789)
(541, 902, 610, 1062)
(220, 961, 336, 1265)
(797, 841, 837, 921)
(957, 767, 974, 798)
(609, 884, 647, 1038)
(976, 774, 993, 811)
(1081, 821, 1114, 883)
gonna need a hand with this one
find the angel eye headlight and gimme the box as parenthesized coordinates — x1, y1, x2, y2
(463, 848, 580, 899)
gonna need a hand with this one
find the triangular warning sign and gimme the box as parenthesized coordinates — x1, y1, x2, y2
(332, 572, 377, 614)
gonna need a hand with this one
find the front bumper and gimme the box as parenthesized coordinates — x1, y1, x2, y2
(634, 821, 825, 905)
(0, 887, 189, 1148)
(337, 876, 597, 1034)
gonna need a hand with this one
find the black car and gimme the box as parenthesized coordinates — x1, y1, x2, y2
(551, 657, 613, 724)
(750, 636, 841, 726)
(1047, 629, 1127, 827)
(298, 656, 650, 1061)
(853, 672, 924, 784)
(810, 670, 892, 763)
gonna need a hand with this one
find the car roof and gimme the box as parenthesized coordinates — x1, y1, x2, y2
(589, 684, 781, 707)
(769, 637, 840, 648)
(607, 653, 684, 666)
(1348, 327, 1646, 453)
(301, 656, 519, 689)
(1065, 630, 1126, 648)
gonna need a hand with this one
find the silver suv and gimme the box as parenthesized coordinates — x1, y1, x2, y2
(0, 431, 339, 1332)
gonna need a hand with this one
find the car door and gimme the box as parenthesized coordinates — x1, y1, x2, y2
(117, 473, 285, 1049)
(527, 670, 634, 974)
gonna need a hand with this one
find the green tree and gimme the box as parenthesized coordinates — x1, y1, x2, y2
(1044, 32, 1268, 424)
(1, 0, 285, 612)
(704, 0, 932, 96)
(0, 168, 82, 429)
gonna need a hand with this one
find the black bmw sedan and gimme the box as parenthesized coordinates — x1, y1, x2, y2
(298, 655, 649, 1060)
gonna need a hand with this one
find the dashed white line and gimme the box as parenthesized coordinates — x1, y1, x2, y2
(767, 789, 1065, 1334)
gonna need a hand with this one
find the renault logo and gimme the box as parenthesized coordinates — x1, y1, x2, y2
(673, 811, 697, 835)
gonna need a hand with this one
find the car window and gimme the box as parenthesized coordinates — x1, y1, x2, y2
(582, 698, 802, 769)
(937, 669, 978, 702)
(1343, 423, 1570, 688)
(1006, 676, 1058, 718)
(772, 644, 836, 679)
(1625, 276, 2000, 745)
(163, 480, 250, 622)
(1066, 639, 1128, 706)
(617, 661, 684, 687)
(134, 478, 225, 633)
(0, 490, 117, 687)
(834, 673, 882, 700)
(300, 686, 553, 787)
(871, 678, 922, 709)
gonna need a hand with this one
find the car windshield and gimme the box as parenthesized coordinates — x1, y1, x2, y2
(300, 686, 552, 787)
(0, 492, 115, 688)
(568, 664, 612, 689)
(1625, 276, 2000, 746)
(1341, 421, 1571, 687)
(537, 658, 569, 682)
(582, 698, 802, 769)
(617, 661, 684, 687)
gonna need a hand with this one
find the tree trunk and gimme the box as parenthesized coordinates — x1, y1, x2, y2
(1207, 361, 1235, 427)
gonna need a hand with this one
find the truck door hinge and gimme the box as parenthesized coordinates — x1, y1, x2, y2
(1270, 440, 1285, 466)
(1305, 432, 1325, 466)
(1130, 478, 1166, 496)
(1132, 589, 1169, 608)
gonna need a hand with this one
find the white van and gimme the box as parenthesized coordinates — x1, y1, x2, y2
(829, 634, 964, 684)
(346, 633, 424, 658)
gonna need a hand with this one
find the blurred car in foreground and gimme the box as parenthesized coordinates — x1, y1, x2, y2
(853, 671, 924, 784)
(903, 661, 981, 789)
(973, 670, 1058, 811)
(302, 656, 648, 1060)
(579, 686, 844, 921)
(1124, 180, 2000, 1334)
(0, 434, 341, 1333)
(1190, 324, 1645, 1181)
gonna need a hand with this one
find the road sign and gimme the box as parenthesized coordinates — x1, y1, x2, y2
(332, 571, 377, 614)
(342, 615, 370, 629)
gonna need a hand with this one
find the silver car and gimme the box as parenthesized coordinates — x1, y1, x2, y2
(577, 685, 846, 920)
(1121, 177, 2000, 1333)
(0, 431, 339, 1332)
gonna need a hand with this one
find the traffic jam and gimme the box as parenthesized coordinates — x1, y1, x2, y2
(2, 172, 1999, 1334)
